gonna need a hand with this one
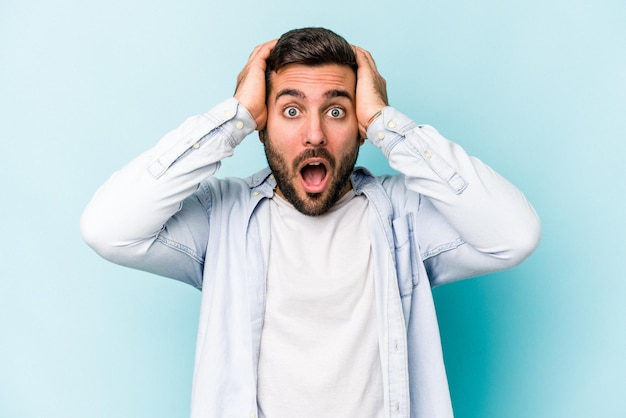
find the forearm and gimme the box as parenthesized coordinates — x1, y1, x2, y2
(80, 98, 256, 259)
(368, 107, 541, 272)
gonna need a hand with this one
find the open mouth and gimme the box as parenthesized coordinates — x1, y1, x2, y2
(299, 159, 329, 193)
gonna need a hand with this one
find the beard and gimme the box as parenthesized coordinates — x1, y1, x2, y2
(263, 132, 360, 216)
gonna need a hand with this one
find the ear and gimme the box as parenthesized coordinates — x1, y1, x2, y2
(258, 130, 265, 143)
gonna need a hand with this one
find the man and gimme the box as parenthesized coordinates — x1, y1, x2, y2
(81, 28, 541, 418)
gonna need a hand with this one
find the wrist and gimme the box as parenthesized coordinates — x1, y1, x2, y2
(364, 109, 383, 131)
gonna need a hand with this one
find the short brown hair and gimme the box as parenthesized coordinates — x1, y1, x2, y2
(265, 27, 357, 95)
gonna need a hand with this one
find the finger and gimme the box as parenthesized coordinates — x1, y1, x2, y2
(352, 45, 378, 71)
(249, 38, 278, 61)
(236, 39, 278, 89)
(352, 45, 387, 97)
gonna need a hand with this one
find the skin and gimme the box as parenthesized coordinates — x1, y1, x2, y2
(234, 39, 388, 215)
(262, 64, 361, 215)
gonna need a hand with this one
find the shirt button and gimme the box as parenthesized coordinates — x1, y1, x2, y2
(236, 120, 244, 130)
(387, 120, 397, 129)
(252, 191, 260, 197)
(377, 132, 385, 140)
(192, 142, 200, 149)
(423, 150, 432, 160)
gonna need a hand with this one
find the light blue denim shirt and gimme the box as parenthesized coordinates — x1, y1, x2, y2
(81, 98, 541, 418)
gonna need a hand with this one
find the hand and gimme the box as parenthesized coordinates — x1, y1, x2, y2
(234, 39, 278, 130)
(352, 46, 388, 138)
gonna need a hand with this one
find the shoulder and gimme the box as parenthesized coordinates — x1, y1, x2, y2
(194, 167, 274, 207)
(353, 168, 421, 211)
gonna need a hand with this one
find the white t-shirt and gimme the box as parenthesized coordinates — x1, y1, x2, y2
(257, 191, 384, 418)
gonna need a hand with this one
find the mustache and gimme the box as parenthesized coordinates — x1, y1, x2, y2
(292, 148, 336, 171)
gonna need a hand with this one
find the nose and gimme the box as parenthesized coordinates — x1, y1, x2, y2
(304, 114, 326, 146)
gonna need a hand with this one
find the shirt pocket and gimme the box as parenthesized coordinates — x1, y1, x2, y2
(392, 213, 420, 297)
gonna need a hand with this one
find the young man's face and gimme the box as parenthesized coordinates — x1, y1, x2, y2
(263, 63, 362, 216)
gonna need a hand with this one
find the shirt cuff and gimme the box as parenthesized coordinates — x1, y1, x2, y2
(147, 98, 256, 179)
(366, 106, 419, 156)
(201, 97, 257, 147)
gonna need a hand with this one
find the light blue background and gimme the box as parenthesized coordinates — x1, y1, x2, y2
(1, 0, 624, 416)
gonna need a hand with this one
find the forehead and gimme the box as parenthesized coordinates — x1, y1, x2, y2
(268, 64, 356, 100)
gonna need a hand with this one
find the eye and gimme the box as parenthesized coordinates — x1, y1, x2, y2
(326, 107, 345, 119)
(283, 106, 300, 118)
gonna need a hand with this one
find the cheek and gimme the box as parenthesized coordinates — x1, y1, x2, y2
(267, 111, 298, 137)
(333, 114, 359, 136)
(329, 124, 360, 149)
(267, 126, 307, 159)
(265, 128, 297, 161)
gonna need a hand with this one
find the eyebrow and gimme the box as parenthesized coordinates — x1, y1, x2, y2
(275, 88, 305, 101)
(325, 89, 353, 100)
(274, 88, 354, 102)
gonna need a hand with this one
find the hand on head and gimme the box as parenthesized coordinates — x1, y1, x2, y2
(234, 35, 389, 139)
(352, 46, 388, 138)
(234, 39, 277, 130)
